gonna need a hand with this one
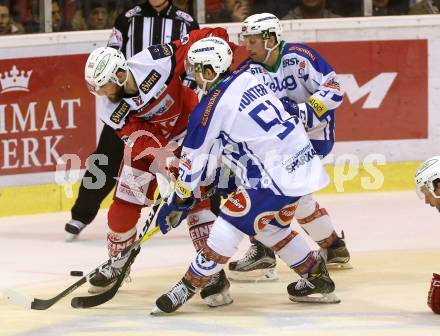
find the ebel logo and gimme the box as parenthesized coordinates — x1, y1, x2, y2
(0, 65, 32, 93)
(266, 75, 297, 92)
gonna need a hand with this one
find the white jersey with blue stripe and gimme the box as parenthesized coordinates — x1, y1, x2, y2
(176, 68, 329, 198)
(246, 42, 343, 142)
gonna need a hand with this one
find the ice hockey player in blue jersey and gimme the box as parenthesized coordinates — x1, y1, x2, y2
(150, 36, 340, 315)
(228, 13, 352, 282)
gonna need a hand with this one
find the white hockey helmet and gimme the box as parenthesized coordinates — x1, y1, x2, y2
(415, 156, 440, 199)
(241, 13, 282, 42)
(187, 36, 232, 75)
(84, 47, 128, 94)
(186, 37, 232, 94)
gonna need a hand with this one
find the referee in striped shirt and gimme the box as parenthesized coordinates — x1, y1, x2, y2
(65, 0, 199, 241)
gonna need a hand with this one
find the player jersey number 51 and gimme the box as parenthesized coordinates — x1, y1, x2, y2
(248, 100, 296, 140)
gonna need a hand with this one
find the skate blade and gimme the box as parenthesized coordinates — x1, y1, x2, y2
(150, 305, 166, 315)
(228, 268, 279, 283)
(289, 292, 341, 304)
(65, 232, 79, 242)
(327, 261, 353, 270)
(204, 289, 234, 307)
(2, 289, 33, 309)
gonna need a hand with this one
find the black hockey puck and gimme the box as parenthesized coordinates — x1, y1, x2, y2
(70, 271, 84, 277)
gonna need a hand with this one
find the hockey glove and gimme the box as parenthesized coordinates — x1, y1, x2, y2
(280, 97, 311, 129)
(428, 273, 440, 314)
(157, 193, 194, 234)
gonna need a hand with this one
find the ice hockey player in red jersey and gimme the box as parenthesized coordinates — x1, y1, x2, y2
(83, 27, 233, 308)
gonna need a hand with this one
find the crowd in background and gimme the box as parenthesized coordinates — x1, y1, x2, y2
(0, 0, 439, 36)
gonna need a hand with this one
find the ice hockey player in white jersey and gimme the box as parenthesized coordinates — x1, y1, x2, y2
(150, 37, 340, 315)
(228, 13, 351, 282)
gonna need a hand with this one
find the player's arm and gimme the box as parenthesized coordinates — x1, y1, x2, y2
(289, 45, 343, 127)
(171, 27, 231, 75)
(115, 115, 172, 163)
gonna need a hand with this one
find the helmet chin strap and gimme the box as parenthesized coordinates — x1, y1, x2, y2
(199, 72, 220, 99)
(115, 71, 128, 88)
(263, 39, 280, 64)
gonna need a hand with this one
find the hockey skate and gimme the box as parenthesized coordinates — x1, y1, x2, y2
(65, 219, 86, 242)
(321, 231, 353, 269)
(288, 254, 340, 304)
(151, 278, 196, 315)
(200, 270, 233, 307)
(88, 264, 131, 294)
(228, 240, 278, 282)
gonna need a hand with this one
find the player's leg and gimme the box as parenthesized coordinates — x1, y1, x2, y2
(152, 216, 243, 314)
(66, 125, 124, 241)
(88, 160, 157, 293)
(295, 194, 352, 269)
(186, 193, 232, 307)
(256, 223, 339, 304)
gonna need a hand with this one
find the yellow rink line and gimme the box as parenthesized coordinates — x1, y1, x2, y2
(0, 161, 421, 217)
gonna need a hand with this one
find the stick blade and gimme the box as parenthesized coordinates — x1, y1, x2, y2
(2, 289, 33, 309)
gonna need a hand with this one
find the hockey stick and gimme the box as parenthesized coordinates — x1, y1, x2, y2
(70, 186, 216, 308)
(70, 204, 161, 309)
(3, 198, 163, 310)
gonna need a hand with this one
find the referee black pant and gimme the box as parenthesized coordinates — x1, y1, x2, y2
(71, 124, 124, 225)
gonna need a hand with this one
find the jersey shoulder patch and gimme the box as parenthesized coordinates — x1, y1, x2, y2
(147, 44, 173, 60)
(139, 70, 162, 95)
(285, 43, 318, 63)
(125, 5, 142, 18)
(110, 100, 131, 124)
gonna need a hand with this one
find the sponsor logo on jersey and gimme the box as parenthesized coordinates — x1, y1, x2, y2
(148, 44, 173, 60)
(288, 46, 316, 61)
(283, 143, 317, 173)
(201, 88, 222, 127)
(307, 96, 328, 117)
(137, 94, 174, 120)
(125, 5, 141, 18)
(254, 212, 275, 232)
(267, 75, 297, 93)
(132, 95, 144, 107)
(223, 190, 251, 217)
(110, 100, 130, 124)
(275, 203, 297, 225)
(250, 66, 265, 75)
(282, 57, 300, 67)
(140, 70, 161, 94)
(175, 179, 192, 199)
(155, 84, 167, 98)
(324, 78, 341, 91)
(181, 152, 192, 170)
